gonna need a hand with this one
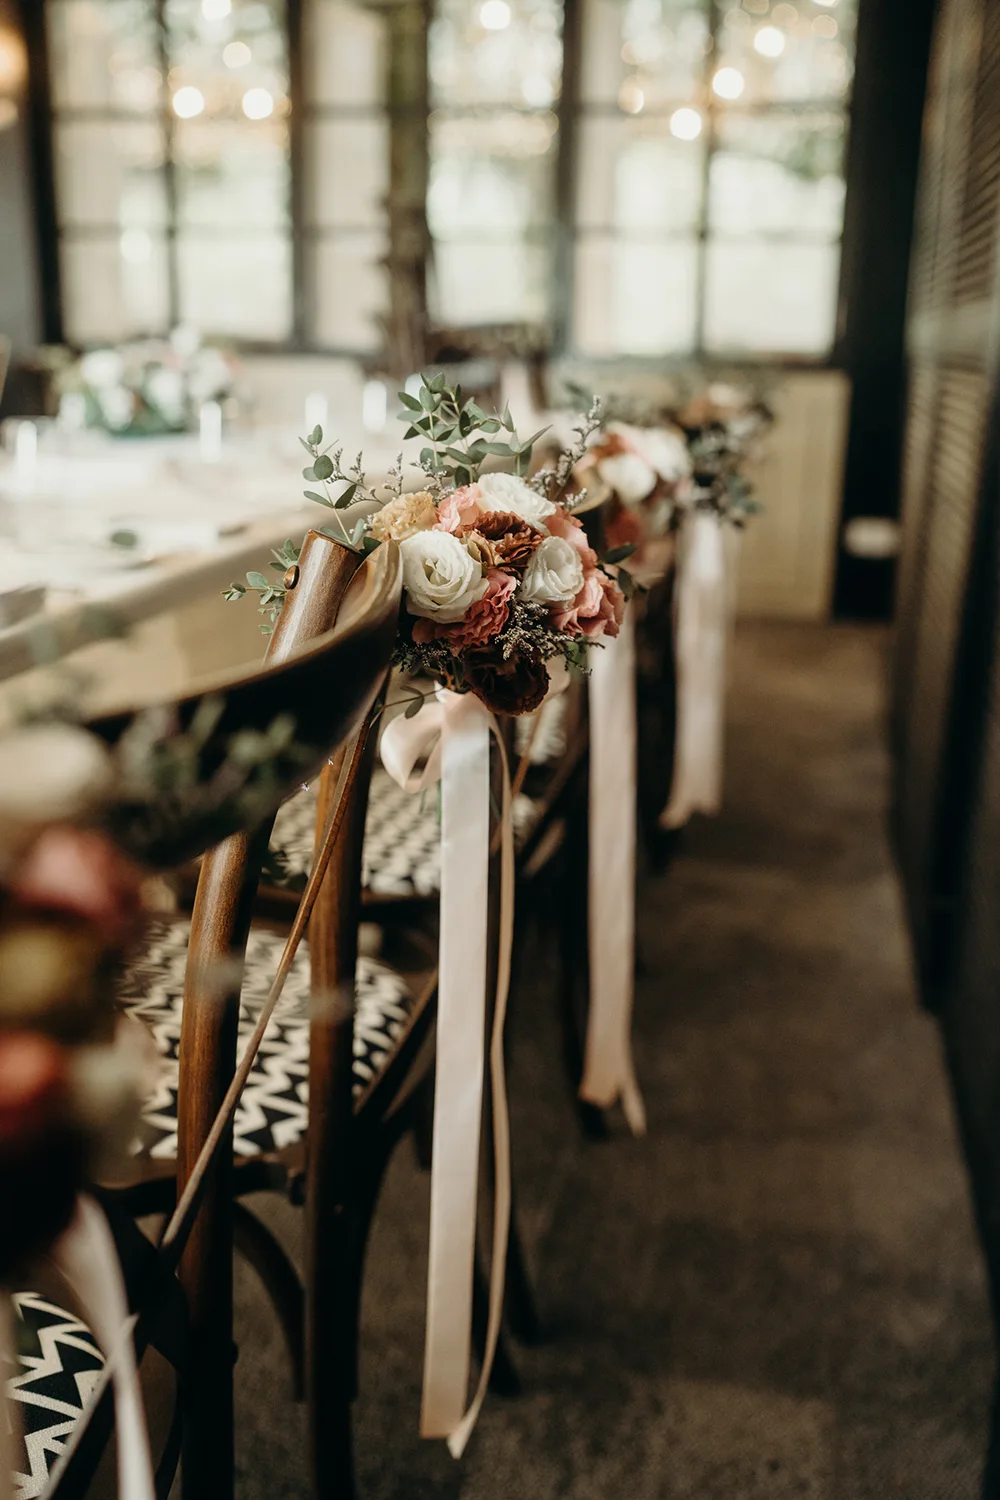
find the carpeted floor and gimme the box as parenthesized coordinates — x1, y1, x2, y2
(231, 622, 995, 1499)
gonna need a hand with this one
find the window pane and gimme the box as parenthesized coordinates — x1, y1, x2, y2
(164, 0, 289, 113)
(709, 111, 845, 237)
(703, 239, 839, 354)
(305, 120, 389, 230)
(61, 235, 170, 343)
(431, 240, 552, 324)
(174, 119, 290, 229)
(311, 235, 389, 351)
(714, 0, 857, 106)
(177, 234, 292, 339)
(576, 118, 704, 231)
(430, 0, 563, 110)
(304, 0, 386, 108)
(54, 122, 167, 228)
(573, 236, 698, 355)
(429, 113, 558, 239)
(580, 0, 708, 110)
(49, 0, 161, 113)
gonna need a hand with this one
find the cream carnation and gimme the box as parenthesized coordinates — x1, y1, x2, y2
(370, 489, 438, 542)
(477, 472, 557, 532)
(518, 535, 585, 607)
(400, 530, 487, 622)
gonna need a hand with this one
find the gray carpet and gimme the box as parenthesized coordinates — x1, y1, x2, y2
(231, 622, 995, 1499)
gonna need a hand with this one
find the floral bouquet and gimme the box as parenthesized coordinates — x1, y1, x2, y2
(229, 374, 629, 717)
(51, 327, 239, 439)
(672, 381, 772, 529)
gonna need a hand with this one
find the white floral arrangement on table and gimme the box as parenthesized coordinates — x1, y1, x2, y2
(49, 327, 239, 439)
(227, 374, 632, 717)
(572, 382, 772, 566)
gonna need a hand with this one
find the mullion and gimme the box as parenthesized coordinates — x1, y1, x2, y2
(154, 0, 179, 330)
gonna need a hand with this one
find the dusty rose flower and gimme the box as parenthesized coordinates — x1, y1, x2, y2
(460, 511, 542, 573)
(552, 567, 624, 640)
(412, 570, 516, 649)
(464, 649, 549, 716)
(435, 484, 484, 534)
(369, 489, 438, 542)
(11, 827, 145, 945)
(546, 507, 598, 567)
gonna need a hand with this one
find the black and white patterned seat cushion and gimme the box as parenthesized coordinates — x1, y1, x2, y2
(117, 920, 416, 1160)
(272, 767, 542, 897)
(6, 1292, 104, 1498)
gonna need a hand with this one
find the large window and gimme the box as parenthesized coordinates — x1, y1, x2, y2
(38, 0, 858, 359)
(47, 0, 293, 343)
(572, 0, 856, 358)
(427, 0, 563, 329)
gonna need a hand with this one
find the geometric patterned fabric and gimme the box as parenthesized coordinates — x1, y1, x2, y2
(117, 919, 416, 1159)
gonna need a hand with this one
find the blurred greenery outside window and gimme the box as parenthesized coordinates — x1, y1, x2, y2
(45, 0, 856, 360)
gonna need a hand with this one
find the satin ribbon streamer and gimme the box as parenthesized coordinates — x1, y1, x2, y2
(380, 689, 514, 1459)
(2, 1195, 155, 1500)
(581, 609, 646, 1136)
(661, 511, 734, 830)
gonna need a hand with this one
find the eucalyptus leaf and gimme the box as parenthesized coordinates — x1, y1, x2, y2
(312, 453, 334, 481)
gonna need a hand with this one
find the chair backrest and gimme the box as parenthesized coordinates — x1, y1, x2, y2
(87, 533, 401, 868)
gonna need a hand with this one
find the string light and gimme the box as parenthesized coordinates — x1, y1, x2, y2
(479, 0, 512, 29)
(172, 85, 205, 118)
(201, 0, 231, 17)
(712, 66, 745, 99)
(753, 25, 786, 56)
(242, 86, 274, 119)
(669, 106, 703, 141)
(223, 41, 251, 67)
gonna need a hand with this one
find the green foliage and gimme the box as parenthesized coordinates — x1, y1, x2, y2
(399, 372, 547, 487)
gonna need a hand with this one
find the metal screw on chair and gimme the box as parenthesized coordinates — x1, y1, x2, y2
(284, 565, 300, 590)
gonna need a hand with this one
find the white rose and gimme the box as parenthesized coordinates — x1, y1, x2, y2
(80, 349, 126, 389)
(610, 421, 691, 482)
(640, 426, 692, 482)
(597, 451, 657, 508)
(518, 535, 585, 606)
(145, 367, 186, 423)
(98, 386, 135, 431)
(477, 471, 557, 531)
(400, 530, 487, 622)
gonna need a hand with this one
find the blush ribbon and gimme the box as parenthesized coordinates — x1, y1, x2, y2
(661, 511, 736, 829)
(379, 688, 513, 1458)
(580, 607, 646, 1135)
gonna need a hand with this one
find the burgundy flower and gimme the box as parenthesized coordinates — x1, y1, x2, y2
(464, 649, 549, 716)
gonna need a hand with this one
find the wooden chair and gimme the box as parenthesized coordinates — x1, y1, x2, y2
(6, 535, 403, 1499)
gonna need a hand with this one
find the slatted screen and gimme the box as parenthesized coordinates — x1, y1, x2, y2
(892, 0, 999, 996)
(894, 0, 1000, 1334)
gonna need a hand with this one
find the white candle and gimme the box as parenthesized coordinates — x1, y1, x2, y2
(199, 400, 223, 463)
(362, 379, 388, 433)
(304, 391, 328, 436)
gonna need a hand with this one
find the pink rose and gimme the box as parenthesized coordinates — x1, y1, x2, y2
(551, 567, 625, 640)
(435, 484, 484, 534)
(546, 507, 598, 568)
(412, 569, 516, 649)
